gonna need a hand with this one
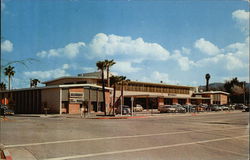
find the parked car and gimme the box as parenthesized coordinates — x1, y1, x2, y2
(133, 104, 143, 112)
(0, 105, 15, 116)
(211, 105, 222, 111)
(159, 105, 176, 113)
(182, 105, 195, 112)
(115, 105, 131, 115)
(172, 105, 186, 113)
(234, 104, 247, 110)
(194, 105, 205, 112)
(221, 105, 229, 110)
(228, 104, 235, 110)
(243, 106, 249, 112)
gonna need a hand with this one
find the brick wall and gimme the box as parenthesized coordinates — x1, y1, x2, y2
(172, 98, 178, 104)
(158, 98, 164, 107)
(68, 103, 80, 114)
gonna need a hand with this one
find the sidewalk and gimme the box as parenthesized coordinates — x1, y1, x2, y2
(10, 110, 244, 120)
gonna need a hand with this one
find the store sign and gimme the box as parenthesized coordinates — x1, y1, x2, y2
(69, 92, 84, 104)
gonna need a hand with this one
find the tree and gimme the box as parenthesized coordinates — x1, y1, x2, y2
(120, 76, 129, 106)
(30, 79, 40, 88)
(96, 61, 107, 115)
(4, 65, 15, 90)
(104, 59, 116, 87)
(110, 75, 124, 115)
(224, 77, 246, 104)
(0, 82, 6, 91)
(205, 73, 210, 91)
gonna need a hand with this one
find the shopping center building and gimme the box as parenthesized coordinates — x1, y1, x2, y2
(0, 72, 229, 114)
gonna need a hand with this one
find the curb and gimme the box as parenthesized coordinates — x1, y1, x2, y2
(92, 116, 147, 119)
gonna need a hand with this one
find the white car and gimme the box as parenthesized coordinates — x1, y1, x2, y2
(133, 104, 143, 112)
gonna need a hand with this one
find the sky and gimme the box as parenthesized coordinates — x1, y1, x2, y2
(1, 0, 249, 89)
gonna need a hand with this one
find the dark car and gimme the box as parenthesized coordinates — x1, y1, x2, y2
(0, 105, 15, 116)
(243, 107, 249, 112)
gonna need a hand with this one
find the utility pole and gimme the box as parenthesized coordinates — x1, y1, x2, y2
(243, 81, 246, 105)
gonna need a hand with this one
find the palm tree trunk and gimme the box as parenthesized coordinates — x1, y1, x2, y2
(113, 84, 116, 115)
(107, 67, 110, 87)
(8, 75, 10, 90)
(121, 81, 124, 106)
(206, 79, 209, 91)
(101, 69, 106, 116)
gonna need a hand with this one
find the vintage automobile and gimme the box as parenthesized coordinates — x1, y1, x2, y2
(133, 104, 143, 112)
(159, 105, 176, 113)
(0, 105, 15, 116)
(115, 105, 131, 115)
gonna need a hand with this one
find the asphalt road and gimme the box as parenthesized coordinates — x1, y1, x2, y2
(1, 111, 249, 160)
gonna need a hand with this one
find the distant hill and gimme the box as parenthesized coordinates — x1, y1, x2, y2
(199, 82, 250, 91)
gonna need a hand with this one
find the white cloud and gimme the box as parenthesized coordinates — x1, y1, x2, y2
(88, 33, 170, 62)
(171, 50, 195, 71)
(181, 47, 191, 54)
(23, 64, 70, 80)
(80, 67, 96, 73)
(1, 40, 13, 52)
(113, 61, 141, 73)
(142, 71, 179, 85)
(62, 64, 70, 69)
(194, 38, 221, 55)
(195, 51, 247, 71)
(36, 42, 85, 58)
(232, 10, 249, 34)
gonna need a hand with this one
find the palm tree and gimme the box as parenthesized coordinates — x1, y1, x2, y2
(110, 75, 123, 115)
(205, 73, 210, 91)
(4, 65, 15, 90)
(96, 61, 107, 115)
(30, 79, 40, 88)
(0, 82, 6, 91)
(104, 59, 116, 87)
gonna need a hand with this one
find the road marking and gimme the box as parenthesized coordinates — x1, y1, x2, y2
(5, 126, 247, 148)
(44, 135, 249, 160)
(200, 144, 249, 157)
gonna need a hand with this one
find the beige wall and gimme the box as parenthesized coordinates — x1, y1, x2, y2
(220, 94, 228, 105)
(41, 88, 61, 113)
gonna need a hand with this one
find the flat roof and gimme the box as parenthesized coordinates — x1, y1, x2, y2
(194, 91, 229, 95)
(42, 76, 194, 89)
(127, 80, 194, 89)
(42, 76, 100, 84)
(0, 84, 113, 92)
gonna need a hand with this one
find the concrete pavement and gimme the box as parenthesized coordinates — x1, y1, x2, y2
(0, 111, 249, 160)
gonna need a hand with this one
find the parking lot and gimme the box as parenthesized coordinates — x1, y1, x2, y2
(0, 111, 249, 160)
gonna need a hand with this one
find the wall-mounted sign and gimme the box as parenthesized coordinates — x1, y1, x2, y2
(69, 98, 83, 104)
(69, 92, 84, 104)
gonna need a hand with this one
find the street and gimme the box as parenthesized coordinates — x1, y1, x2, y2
(1, 111, 249, 160)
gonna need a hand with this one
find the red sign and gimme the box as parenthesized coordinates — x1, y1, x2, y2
(1, 98, 9, 105)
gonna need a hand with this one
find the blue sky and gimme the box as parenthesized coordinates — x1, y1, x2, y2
(1, 0, 249, 89)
